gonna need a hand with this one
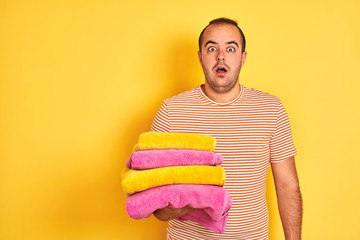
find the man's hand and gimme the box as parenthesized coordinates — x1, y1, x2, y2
(153, 205, 194, 221)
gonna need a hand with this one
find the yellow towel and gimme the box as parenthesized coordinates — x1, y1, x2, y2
(133, 131, 216, 152)
(121, 165, 225, 194)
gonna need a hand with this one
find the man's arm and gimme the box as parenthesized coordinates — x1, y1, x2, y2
(271, 156, 303, 240)
(153, 205, 194, 221)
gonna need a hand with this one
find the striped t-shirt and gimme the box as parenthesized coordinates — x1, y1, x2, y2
(151, 84, 296, 240)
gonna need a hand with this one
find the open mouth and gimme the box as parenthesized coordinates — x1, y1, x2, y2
(216, 67, 228, 74)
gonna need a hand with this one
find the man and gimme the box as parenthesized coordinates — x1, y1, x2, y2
(151, 18, 302, 240)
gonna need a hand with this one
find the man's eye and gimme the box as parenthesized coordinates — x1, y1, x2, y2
(227, 47, 235, 52)
(209, 47, 216, 52)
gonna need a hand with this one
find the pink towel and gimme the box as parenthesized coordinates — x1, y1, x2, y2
(126, 149, 223, 170)
(126, 184, 232, 234)
(177, 208, 229, 234)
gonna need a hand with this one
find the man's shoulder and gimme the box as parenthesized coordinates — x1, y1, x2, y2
(243, 85, 282, 104)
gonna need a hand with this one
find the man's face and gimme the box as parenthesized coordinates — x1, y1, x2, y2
(198, 24, 247, 94)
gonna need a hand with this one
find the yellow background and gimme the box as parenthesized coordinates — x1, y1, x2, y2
(1, 0, 359, 239)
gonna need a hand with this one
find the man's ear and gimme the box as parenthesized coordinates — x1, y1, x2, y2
(240, 51, 247, 68)
(198, 51, 202, 64)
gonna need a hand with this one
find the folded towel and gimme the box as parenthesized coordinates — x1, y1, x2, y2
(133, 131, 216, 152)
(126, 184, 232, 233)
(121, 165, 225, 194)
(126, 149, 223, 170)
(177, 208, 229, 234)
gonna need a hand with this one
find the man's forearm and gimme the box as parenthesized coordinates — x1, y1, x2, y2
(276, 186, 303, 240)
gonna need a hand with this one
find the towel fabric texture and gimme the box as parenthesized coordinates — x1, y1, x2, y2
(126, 149, 223, 170)
(121, 165, 225, 194)
(126, 184, 232, 234)
(133, 131, 216, 152)
(177, 209, 229, 234)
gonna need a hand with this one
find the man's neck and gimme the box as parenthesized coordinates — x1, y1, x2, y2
(201, 83, 241, 103)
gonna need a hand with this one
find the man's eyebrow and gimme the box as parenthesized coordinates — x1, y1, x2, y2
(204, 41, 217, 47)
(227, 41, 239, 47)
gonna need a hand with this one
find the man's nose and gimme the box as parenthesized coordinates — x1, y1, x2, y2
(217, 49, 225, 61)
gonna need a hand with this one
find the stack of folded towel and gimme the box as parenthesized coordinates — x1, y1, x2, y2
(121, 131, 232, 234)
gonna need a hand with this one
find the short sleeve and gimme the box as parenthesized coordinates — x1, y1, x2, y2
(151, 100, 170, 133)
(269, 101, 297, 163)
